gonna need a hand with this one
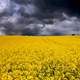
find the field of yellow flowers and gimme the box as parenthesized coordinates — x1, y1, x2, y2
(0, 36, 80, 80)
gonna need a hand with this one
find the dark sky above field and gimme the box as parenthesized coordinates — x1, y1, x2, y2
(0, 0, 80, 35)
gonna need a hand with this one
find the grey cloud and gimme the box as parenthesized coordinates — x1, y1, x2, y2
(39, 14, 80, 35)
(0, 0, 80, 35)
(0, 0, 10, 13)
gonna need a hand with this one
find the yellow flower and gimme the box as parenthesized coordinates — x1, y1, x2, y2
(0, 36, 80, 80)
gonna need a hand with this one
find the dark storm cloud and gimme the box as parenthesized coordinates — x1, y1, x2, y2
(0, 0, 80, 35)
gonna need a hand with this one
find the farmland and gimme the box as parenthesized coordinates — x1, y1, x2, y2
(0, 36, 80, 80)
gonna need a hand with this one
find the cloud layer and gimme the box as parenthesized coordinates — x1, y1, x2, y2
(0, 0, 80, 35)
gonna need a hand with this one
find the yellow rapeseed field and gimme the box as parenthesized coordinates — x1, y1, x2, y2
(0, 36, 80, 80)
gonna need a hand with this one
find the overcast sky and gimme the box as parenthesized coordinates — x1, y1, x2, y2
(0, 0, 80, 35)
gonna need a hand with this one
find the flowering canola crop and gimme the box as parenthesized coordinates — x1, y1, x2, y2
(0, 36, 80, 80)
